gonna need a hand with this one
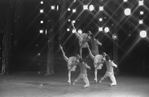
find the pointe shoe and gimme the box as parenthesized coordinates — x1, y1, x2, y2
(68, 80, 71, 84)
(94, 78, 98, 83)
(83, 84, 90, 88)
(110, 83, 117, 87)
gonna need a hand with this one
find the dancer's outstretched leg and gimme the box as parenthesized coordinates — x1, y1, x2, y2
(68, 71, 71, 84)
(109, 74, 117, 86)
(94, 69, 98, 83)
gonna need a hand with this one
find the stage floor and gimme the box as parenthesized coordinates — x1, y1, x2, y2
(0, 72, 149, 97)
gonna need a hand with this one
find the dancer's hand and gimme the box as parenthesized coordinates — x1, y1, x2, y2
(59, 45, 63, 50)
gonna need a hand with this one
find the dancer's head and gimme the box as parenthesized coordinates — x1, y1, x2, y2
(87, 31, 92, 36)
(105, 55, 110, 61)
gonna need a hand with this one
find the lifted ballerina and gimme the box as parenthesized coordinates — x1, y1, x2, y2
(86, 44, 105, 83)
(71, 22, 91, 59)
(99, 54, 117, 86)
(59, 45, 80, 84)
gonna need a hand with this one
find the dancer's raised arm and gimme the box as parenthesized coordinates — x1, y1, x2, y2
(96, 39, 102, 46)
(60, 45, 68, 62)
(111, 61, 117, 68)
(86, 44, 94, 60)
(71, 22, 80, 39)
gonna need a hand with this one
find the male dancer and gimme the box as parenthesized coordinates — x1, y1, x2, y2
(73, 58, 91, 88)
(99, 54, 117, 86)
(71, 22, 91, 59)
(60, 45, 80, 84)
(87, 44, 105, 83)
(90, 35, 102, 56)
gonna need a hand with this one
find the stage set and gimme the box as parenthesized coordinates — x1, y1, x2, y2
(0, 0, 149, 97)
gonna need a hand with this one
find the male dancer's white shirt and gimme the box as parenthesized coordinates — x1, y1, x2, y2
(105, 60, 117, 74)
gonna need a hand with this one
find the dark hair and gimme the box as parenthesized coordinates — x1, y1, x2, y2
(105, 55, 110, 61)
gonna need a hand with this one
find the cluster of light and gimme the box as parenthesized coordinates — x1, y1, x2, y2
(72, 9, 76, 13)
(40, 20, 44, 24)
(45, 29, 47, 35)
(40, 9, 44, 13)
(139, 20, 143, 24)
(124, 8, 131, 16)
(140, 30, 147, 38)
(37, 53, 41, 56)
(68, 19, 71, 22)
(39, 29, 44, 34)
(123, 0, 128, 2)
(89, 5, 94, 11)
(98, 27, 103, 32)
(72, 20, 76, 24)
(112, 34, 117, 40)
(67, 28, 70, 32)
(99, 18, 103, 22)
(104, 27, 110, 33)
(51, 5, 55, 10)
(99, 6, 104, 11)
(68, 8, 71, 11)
(138, 0, 144, 6)
(40, 1, 43, 4)
(83, 5, 88, 10)
(78, 29, 82, 34)
(72, 29, 76, 33)
(73, 0, 76, 3)
(140, 11, 144, 15)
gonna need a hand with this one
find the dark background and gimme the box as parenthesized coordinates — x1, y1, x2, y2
(0, 0, 149, 75)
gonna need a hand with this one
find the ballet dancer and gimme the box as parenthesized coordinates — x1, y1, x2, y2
(73, 58, 91, 88)
(71, 22, 91, 59)
(86, 44, 105, 83)
(99, 54, 117, 86)
(60, 45, 80, 84)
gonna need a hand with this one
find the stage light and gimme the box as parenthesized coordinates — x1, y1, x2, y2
(57, 5, 59, 11)
(39, 29, 44, 34)
(45, 29, 47, 35)
(138, 0, 144, 6)
(83, 5, 88, 10)
(89, 5, 94, 11)
(67, 28, 70, 32)
(99, 18, 103, 22)
(67, 8, 71, 11)
(37, 53, 41, 56)
(99, 6, 104, 11)
(124, 8, 131, 16)
(40, 20, 44, 24)
(140, 30, 147, 38)
(72, 9, 76, 13)
(40, 1, 43, 4)
(98, 27, 103, 32)
(72, 20, 76, 24)
(123, 0, 128, 2)
(104, 27, 110, 33)
(140, 11, 144, 15)
(68, 19, 71, 22)
(51, 5, 55, 10)
(73, 0, 76, 3)
(36, 44, 39, 47)
(139, 20, 143, 24)
(72, 29, 76, 33)
(78, 29, 82, 34)
(40, 9, 44, 13)
(112, 34, 117, 40)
